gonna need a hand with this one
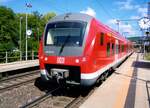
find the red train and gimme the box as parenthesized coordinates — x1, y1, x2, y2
(38, 13, 133, 87)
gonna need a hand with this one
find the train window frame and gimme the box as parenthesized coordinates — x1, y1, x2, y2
(112, 43, 115, 55)
(118, 44, 120, 53)
(107, 42, 110, 56)
(44, 21, 87, 47)
(100, 32, 104, 46)
(121, 45, 124, 52)
(116, 44, 118, 54)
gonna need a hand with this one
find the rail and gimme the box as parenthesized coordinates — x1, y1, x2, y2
(20, 87, 60, 108)
(0, 70, 40, 93)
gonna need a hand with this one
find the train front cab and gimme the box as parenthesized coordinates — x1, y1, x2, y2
(38, 17, 93, 87)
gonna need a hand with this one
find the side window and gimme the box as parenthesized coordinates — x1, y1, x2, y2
(100, 32, 104, 46)
(118, 44, 120, 53)
(128, 45, 129, 52)
(116, 45, 118, 54)
(107, 42, 110, 56)
(122, 45, 124, 52)
(112, 43, 114, 55)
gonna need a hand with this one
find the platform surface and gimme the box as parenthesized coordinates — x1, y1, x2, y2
(0, 60, 39, 73)
(80, 53, 150, 108)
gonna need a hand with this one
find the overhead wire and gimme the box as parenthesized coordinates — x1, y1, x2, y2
(95, 0, 115, 19)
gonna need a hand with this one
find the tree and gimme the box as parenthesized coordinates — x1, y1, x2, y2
(16, 11, 56, 53)
(0, 6, 19, 52)
(0, 6, 56, 62)
(42, 12, 56, 26)
(0, 6, 56, 53)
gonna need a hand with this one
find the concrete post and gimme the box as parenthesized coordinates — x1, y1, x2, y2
(5, 51, 8, 63)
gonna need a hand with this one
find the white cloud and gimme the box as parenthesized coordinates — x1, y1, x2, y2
(116, 0, 139, 10)
(120, 23, 135, 34)
(80, 7, 96, 17)
(107, 19, 118, 24)
(138, 7, 147, 17)
(130, 7, 148, 20)
(138, 7, 147, 13)
(107, 19, 135, 36)
(130, 16, 140, 19)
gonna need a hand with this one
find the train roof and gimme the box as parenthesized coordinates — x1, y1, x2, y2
(48, 13, 131, 43)
(48, 13, 93, 23)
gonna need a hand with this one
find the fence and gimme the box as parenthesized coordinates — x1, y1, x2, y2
(0, 51, 38, 63)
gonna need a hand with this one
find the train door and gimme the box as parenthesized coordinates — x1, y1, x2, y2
(98, 32, 105, 57)
(111, 37, 115, 60)
(95, 31, 106, 69)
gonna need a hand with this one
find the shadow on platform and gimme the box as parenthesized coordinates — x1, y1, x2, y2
(132, 61, 150, 69)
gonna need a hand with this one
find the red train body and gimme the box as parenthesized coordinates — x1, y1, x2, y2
(38, 13, 133, 87)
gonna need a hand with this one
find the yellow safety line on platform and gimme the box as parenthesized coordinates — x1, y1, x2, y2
(113, 56, 136, 108)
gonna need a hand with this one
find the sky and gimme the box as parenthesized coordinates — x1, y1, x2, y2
(0, 0, 149, 37)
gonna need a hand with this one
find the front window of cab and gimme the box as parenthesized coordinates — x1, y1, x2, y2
(44, 21, 87, 47)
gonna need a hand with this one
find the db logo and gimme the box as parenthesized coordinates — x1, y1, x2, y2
(57, 57, 65, 64)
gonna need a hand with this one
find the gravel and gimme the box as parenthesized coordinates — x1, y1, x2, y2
(0, 83, 45, 108)
(0, 79, 81, 108)
(32, 96, 74, 108)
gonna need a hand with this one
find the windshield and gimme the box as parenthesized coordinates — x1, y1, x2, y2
(44, 21, 87, 47)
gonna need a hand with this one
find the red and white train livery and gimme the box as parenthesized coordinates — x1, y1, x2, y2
(38, 13, 133, 87)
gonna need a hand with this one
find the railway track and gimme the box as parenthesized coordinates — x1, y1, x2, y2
(0, 69, 96, 108)
(19, 86, 81, 108)
(64, 86, 98, 108)
(0, 70, 40, 93)
(19, 84, 99, 108)
(20, 87, 60, 108)
(19, 70, 112, 108)
(16, 63, 114, 108)
(20, 86, 76, 108)
(65, 95, 83, 108)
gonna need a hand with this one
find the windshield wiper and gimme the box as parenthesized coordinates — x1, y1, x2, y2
(59, 35, 71, 55)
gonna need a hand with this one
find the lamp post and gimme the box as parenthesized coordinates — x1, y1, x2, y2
(122, 32, 129, 38)
(20, 17, 23, 61)
(116, 19, 139, 34)
(116, 20, 120, 32)
(25, 8, 28, 60)
(25, 3, 32, 61)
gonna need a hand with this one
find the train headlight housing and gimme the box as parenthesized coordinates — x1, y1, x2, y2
(75, 59, 79, 63)
(40, 56, 43, 59)
(51, 68, 69, 78)
(44, 57, 48, 61)
(82, 57, 86, 62)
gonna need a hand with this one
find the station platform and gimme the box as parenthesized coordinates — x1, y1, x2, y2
(80, 53, 150, 108)
(0, 60, 39, 73)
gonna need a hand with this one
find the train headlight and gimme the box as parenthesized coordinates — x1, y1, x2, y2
(75, 59, 79, 63)
(44, 57, 48, 61)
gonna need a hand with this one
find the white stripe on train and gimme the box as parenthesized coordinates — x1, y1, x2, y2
(81, 53, 131, 80)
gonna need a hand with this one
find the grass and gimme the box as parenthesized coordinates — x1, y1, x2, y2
(145, 53, 150, 61)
